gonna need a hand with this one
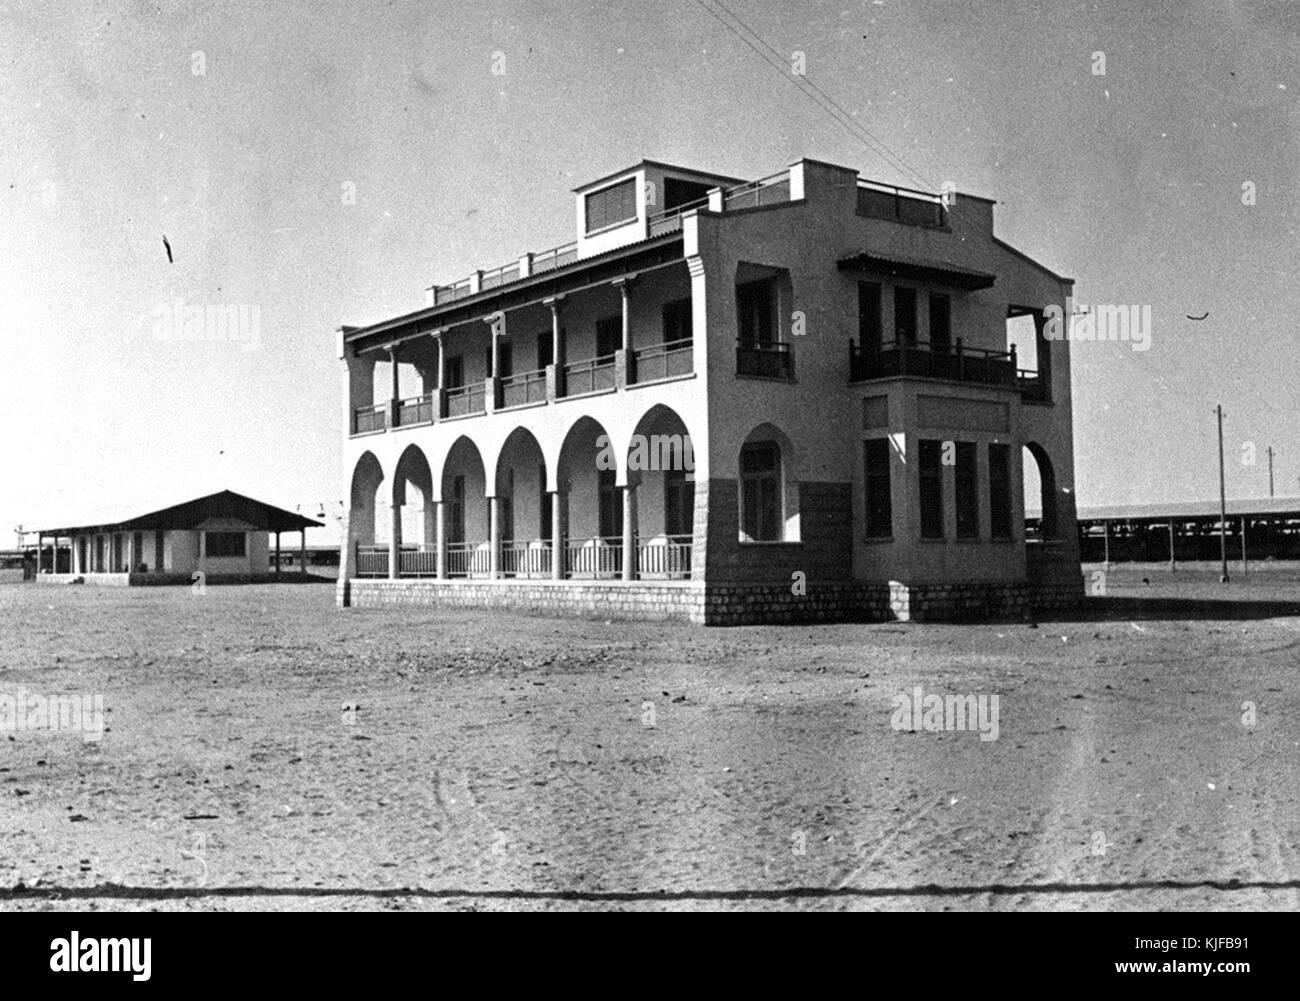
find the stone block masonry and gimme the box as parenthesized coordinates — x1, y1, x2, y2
(344, 576, 1086, 624)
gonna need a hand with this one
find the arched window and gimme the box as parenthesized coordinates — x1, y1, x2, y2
(740, 440, 782, 541)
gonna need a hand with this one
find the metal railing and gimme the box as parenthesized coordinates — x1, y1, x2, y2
(444, 541, 483, 578)
(723, 171, 792, 210)
(1017, 369, 1050, 402)
(530, 241, 578, 275)
(397, 544, 438, 577)
(563, 355, 616, 396)
(856, 181, 947, 227)
(633, 337, 693, 382)
(443, 383, 486, 418)
(353, 403, 388, 435)
(500, 541, 552, 577)
(396, 393, 434, 427)
(355, 535, 695, 581)
(498, 368, 548, 408)
(636, 535, 692, 579)
(431, 277, 474, 305)
(481, 260, 521, 290)
(849, 337, 1017, 386)
(565, 537, 623, 578)
(356, 544, 388, 577)
(736, 339, 793, 379)
(647, 196, 711, 236)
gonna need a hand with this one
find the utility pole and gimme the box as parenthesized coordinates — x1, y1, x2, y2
(1217, 404, 1229, 583)
(1267, 446, 1275, 498)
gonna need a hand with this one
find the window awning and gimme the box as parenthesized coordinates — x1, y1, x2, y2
(838, 252, 996, 290)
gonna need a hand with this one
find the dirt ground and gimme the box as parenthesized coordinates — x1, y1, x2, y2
(1, 565, 1297, 911)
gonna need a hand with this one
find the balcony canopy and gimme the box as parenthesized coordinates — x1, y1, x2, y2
(37, 489, 323, 536)
(838, 251, 996, 291)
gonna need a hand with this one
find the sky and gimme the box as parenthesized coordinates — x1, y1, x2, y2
(1, 0, 1297, 546)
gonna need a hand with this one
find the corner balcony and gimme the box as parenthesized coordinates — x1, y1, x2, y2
(849, 337, 1047, 400)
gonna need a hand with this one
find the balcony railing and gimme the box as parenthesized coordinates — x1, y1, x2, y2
(356, 545, 388, 577)
(563, 355, 616, 396)
(444, 383, 486, 418)
(1018, 369, 1050, 403)
(736, 339, 793, 379)
(856, 181, 948, 228)
(431, 277, 474, 305)
(396, 393, 434, 427)
(849, 338, 1017, 387)
(481, 260, 521, 290)
(499, 368, 548, 408)
(636, 535, 692, 579)
(531, 241, 578, 274)
(647, 196, 710, 236)
(500, 540, 552, 577)
(353, 403, 388, 435)
(633, 337, 693, 383)
(723, 171, 792, 211)
(354, 536, 694, 580)
(397, 544, 438, 577)
(565, 537, 623, 579)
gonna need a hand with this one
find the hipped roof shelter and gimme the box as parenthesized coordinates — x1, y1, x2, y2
(37, 489, 322, 536)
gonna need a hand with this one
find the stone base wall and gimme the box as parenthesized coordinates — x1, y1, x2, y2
(345, 575, 1087, 624)
(36, 572, 324, 588)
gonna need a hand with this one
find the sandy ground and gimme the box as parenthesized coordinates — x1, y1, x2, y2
(1, 566, 1297, 911)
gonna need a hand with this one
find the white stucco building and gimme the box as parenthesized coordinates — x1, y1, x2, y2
(337, 157, 1082, 623)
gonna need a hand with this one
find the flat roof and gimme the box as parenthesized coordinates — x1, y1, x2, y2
(1075, 498, 1300, 522)
(573, 159, 747, 193)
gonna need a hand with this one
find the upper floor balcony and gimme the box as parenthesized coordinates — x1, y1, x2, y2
(849, 336, 1048, 401)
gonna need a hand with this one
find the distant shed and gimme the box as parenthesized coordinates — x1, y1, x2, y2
(32, 489, 323, 585)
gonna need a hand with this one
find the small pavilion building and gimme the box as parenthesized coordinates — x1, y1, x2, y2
(32, 489, 322, 585)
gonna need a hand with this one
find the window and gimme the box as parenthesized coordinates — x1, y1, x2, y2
(737, 279, 776, 346)
(740, 440, 782, 541)
(955, 441, 979, 539)
(205, 531, 246, 558)
(498, 342, 512, 379)
(450, 475, 465, 543)
(662, 298, 693, 344)
(585, 178, 637, 233)
(539, 464, 552, 541)
(863, 438, 892, 538)
(596, 316, 621, 360)
(663, 177, 712, 211)
(929, 293, 951, 352)
(536, 331, 553, 369)
(894, 287, 918, 344)
(598, 469, 623, 539)
(918, 439, 944, 539)
(444, 355, 464, 389)
(665, 467, 694, 537)
(858, 282, 883, 348)
(988, 444, 1012, 539)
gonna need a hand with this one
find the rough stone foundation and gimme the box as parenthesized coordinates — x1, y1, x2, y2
(344, 576, 1086, 624)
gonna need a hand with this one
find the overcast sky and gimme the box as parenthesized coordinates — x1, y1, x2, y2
(2, 0, 1297, 544)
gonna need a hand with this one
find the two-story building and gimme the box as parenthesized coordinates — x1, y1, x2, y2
(337, 157, 1082, 623)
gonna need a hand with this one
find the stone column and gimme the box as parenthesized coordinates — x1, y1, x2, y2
(551, 490, 563, 580)
(388, 502, 401, 579)
(489, 496, 500, 580)
(389, 345, 401, 427)
(621, 484, 636, 581)
(435, 501, 446, 580)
